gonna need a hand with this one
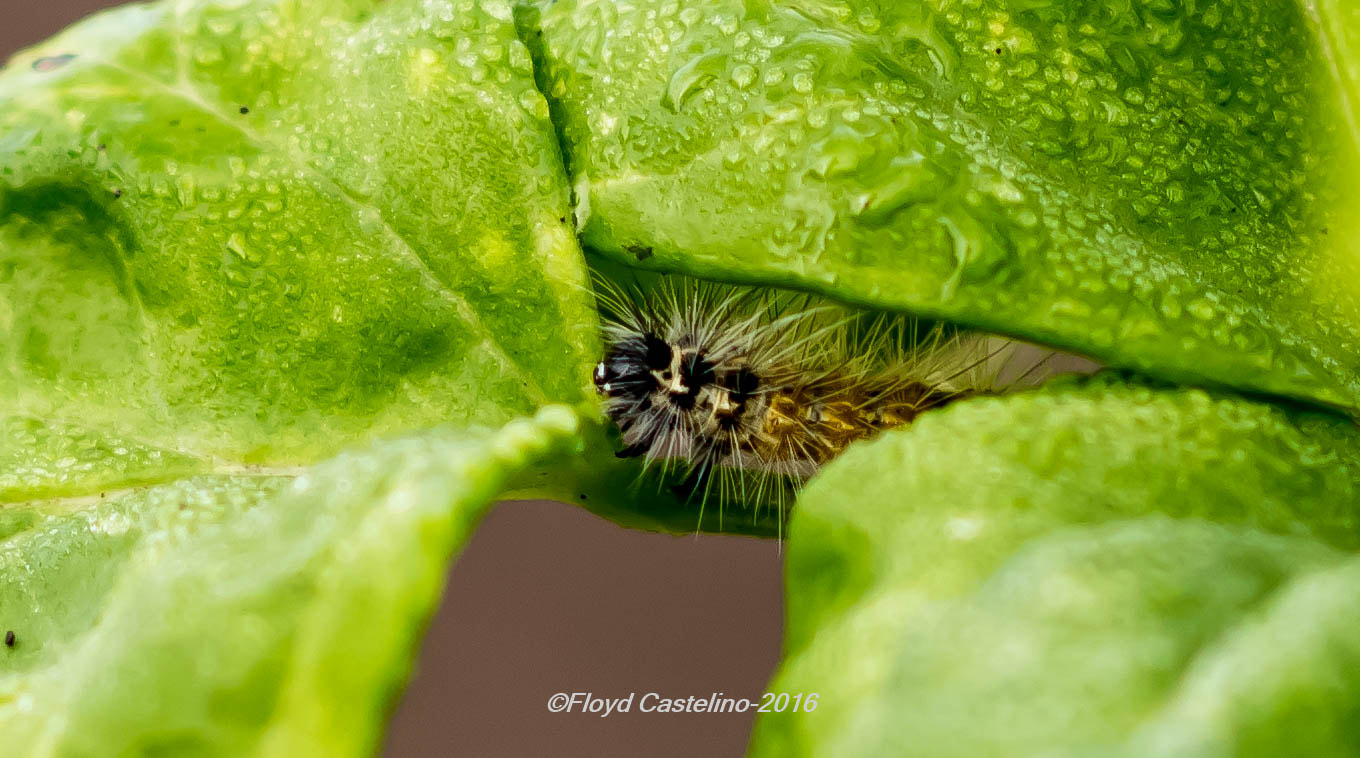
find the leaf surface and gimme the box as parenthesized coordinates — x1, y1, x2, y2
(536, 0, 1360, 411)
(0, 0, 597, 499)
(0, 406, 583, 757)
(753, 377, 1360, 757)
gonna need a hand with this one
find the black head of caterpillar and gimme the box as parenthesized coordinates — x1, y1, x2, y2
(590, 274, 1069, 521)
(593, 319, 767, 462)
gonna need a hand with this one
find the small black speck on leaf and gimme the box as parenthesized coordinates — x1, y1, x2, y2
(239, 106, 250, 114)
(578, 493, 588, 501)
(97, 143, 106, 151)
(995, 48, 1002, 54)
(112, 189, 122, 199)
(559, 216, 566, 223)
(169, 119, 181, 127)
(4, 631, 14, 648)
(626, 244, 654, 261)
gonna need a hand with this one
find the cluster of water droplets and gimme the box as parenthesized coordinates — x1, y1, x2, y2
(536, 0, 1354, 402)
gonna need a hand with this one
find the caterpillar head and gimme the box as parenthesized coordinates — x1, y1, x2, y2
(593, 328, 767, 463)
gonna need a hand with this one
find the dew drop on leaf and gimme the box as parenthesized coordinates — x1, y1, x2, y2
(31, 54, 77, 73)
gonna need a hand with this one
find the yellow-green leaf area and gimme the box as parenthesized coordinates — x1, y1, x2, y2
(753, 377, 1360, 757)
(0, 0, 597, 500)
(0, 406, 584, 758)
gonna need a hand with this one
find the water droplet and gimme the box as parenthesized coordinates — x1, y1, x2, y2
(730, 64, 756, 90)
(193, 46, 224, 66)
(226, 233, 248, 259)
(1014, 209, 1040, 228)
(508, 41, 533, 74)
(1186, 298, 1216, 320)
(1159, 293, 1182, 320)
(855, 155, 941, 224)
(662, 50, 727, 113)
(175, 176, 196, 207)
(937, 211, 1013, 298)
(807, 126, 869, 179)
(225, 232, 266, 266)
(223, 266, 250, 287)
(31, 54, 76, 73)
(519, 89, 551, 120)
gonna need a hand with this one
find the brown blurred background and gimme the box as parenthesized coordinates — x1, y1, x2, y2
(1, 4, 785, 756)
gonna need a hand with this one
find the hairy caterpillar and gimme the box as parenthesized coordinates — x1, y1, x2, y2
(591, 274, 1071, 525)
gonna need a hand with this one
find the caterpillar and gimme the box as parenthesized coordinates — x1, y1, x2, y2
(591, 273, 1073, 525)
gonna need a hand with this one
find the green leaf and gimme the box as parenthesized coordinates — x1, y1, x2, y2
(0, 3, 783, 749)
(753, 377, 1360, 757)
(0, 0, 598, 500)
(535, 0, 1360, 411)
(0, 0, 747, 751)
(8, 0, 1360, 755)
(0, 405, 583, 757)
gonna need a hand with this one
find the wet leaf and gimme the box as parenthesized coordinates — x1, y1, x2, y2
(754, 376, 1360, 757)
(0, 406, 583, 757)
(535, 0, 1360, 411)
(0, 0, 596, 500)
